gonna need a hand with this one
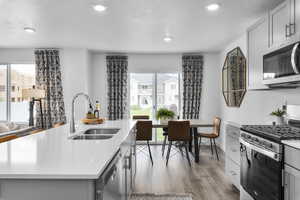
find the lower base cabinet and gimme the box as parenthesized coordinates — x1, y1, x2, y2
(284, 165, 300, 200)
(225, 122, 241, 190)
(225, 158, 240, 189)
(284, 145, 300, 200)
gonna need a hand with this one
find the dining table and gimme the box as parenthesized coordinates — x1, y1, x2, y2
(152, 119, 214, 163)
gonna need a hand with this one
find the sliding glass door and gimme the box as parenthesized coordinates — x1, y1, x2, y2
(130, 73, 180, 143)
(0, 65, 7, 121)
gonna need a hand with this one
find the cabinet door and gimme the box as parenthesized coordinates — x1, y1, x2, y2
(270, 1, 290, 47)
(285, 165, 300, 200)
(225, 157, 240, 189)
(293, 0, 300, 35)
(247, 15, 269, 90)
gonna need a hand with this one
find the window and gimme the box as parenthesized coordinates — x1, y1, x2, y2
(0, 65, 7, 121)
(0, 64, 35, 123)
(171, 84, 176, 90)
(130, 73, 180, 143)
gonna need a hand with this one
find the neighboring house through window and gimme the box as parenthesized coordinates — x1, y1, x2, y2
(0, 64, 35, 122)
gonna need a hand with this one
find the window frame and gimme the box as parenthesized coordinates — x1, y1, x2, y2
(0, 63, 35, 123)
(129, 72, 182, 144)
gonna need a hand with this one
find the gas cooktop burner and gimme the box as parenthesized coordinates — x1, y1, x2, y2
(241, 125, 300, 142)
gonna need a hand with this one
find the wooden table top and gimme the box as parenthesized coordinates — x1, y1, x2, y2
(151, 119, 214, 128)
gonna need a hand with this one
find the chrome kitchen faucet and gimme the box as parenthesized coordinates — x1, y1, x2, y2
(70, 93, 93, 133)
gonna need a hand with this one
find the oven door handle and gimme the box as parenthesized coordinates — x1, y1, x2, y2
(240, 138, 281, 161)
(291, 42, 300, 74)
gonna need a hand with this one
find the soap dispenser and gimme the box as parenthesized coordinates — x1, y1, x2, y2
(94, 101, 100, 118)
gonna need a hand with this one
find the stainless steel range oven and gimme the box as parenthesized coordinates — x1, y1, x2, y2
(240, 131, 284, 200)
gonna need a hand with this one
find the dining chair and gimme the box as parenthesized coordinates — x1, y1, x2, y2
(197, 117, 221, 160)
(166, 121, 191, 166)
(132, 115, 150, 120)
(0, 134, 18, 143)
(132, 115, 153, 165)
(161, 128, 168, 156)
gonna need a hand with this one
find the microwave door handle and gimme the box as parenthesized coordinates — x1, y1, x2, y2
(291, 43, 300, 74)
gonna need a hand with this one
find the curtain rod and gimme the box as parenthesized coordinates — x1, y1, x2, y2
(34, 48, 60, 50)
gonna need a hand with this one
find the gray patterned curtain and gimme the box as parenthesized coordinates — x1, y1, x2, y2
(35, 49, 66, 129)
(182, 55, 204, 119)
(107, 55, 128, 120)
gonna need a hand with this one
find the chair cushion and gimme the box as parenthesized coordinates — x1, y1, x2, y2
(198, 132, 218, 138)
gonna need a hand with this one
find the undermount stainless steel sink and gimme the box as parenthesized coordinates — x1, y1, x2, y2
(83, 128, 120, 135)
(72, 135, 114, 140)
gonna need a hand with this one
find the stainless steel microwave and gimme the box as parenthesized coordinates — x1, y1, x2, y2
(263, 41, 300, 86)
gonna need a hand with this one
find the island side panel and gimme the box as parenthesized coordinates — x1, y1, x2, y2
(0, 179, 95, 200)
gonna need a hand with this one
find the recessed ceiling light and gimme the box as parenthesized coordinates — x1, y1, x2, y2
(24, 27, 36, 33)
(93, 4, 107, 12)
(206, 3, 220, 11)
(163, 36, 173, 43)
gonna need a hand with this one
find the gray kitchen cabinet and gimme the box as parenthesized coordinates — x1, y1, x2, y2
(247, 14, 269, 90)
(269, 0, 298, 48)
(293, 0, 300, 36)
(225, 122, 240, 189)
(284, 165, 300, 200)
(284, 145, 300, 200)
(269, 1, 290, 47)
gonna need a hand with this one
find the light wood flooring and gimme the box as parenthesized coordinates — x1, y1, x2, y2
(133, 145, 240, 200)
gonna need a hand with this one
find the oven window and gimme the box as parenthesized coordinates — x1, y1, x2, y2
(240, 144, 283, 200)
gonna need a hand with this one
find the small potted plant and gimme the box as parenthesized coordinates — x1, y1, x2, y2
(270, 108, 286, 125)
(156, 108, 175, 124)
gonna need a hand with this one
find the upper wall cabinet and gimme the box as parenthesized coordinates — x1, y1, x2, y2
(247, 0, 299, 90)
(269, 1, 290, 48)
(270, 0, 299, 48)
(295, 0, 300, 34)
(247, 15, 270, 90)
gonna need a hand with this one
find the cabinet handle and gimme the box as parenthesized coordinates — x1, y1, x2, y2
(290, 23, 296, 36)
(96, 190, 103, 200)
(286, 24, 290, 38)
(124, 156, 131, 169)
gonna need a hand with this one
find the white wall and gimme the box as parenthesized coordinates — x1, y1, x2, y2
(90, 53, 221, 123)
(60, 48, 91, 121)
(218, 34, 300, 150)
(0, 48, 34, 63)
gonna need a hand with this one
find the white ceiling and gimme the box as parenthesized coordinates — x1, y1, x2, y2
(0, 0, 283, 53)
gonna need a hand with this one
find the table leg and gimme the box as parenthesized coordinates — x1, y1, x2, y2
(193, 127, 199, 163)
(189, 128, 193, 152)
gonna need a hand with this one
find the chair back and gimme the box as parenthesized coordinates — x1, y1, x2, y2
(168, 121, 190, 141)
(132, 115, 150, 120)
(213, 117, 221, 137)
(136, 120, 152, 141)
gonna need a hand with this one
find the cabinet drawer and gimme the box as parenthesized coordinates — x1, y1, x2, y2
(225, 157, 240, 189)
(226, 134, 240, 164)
(285, 146, 300, 170)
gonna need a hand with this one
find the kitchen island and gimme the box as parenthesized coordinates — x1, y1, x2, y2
(0, 120, 136, 200)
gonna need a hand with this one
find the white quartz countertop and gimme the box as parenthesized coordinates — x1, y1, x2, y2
(0, 120, 136, 179)
(282, 140, 300, 150)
